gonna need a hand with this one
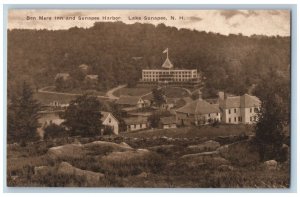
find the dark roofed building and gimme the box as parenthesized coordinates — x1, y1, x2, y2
(34, 92, 77, 108)
(176, 97, 221, 126)
(116, 96, 146, 109)
(159, 116, 177, 129)
(124, 116, 149, 132)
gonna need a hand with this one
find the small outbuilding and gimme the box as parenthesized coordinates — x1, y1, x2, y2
(159, 116, 177, 129)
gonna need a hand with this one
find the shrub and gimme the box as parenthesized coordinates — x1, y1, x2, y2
(44, 124, 68, 139)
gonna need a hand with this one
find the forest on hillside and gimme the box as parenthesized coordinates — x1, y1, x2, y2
(7, 21, 290, 99)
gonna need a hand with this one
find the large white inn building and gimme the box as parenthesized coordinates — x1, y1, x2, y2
(140, 51, 201, 87)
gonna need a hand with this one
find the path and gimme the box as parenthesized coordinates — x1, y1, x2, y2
(105, 84, 127, 99)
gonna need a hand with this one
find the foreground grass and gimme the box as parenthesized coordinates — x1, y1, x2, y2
(7, 125, 289, 188)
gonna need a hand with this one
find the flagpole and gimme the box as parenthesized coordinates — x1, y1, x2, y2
(167, 48, 169, 59)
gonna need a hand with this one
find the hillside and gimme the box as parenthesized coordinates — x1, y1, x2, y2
(7, 22, 290, 99)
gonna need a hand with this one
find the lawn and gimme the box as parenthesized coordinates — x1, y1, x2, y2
(162, 87, 190, 98)
(122, 124, 255, 138)
(113, 87, 152, 97)
(42, 86, 106, 96)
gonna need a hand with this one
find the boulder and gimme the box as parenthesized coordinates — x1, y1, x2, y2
(181, 151, 219, 160)
(101, 149, 151, 163)
(34, 166, 52, 176)
(57, 162, 104, 186)
(187, 140, 220, 153)
(84, 141, 133, 151)
(47, 144, 84, 160)
(264, 160, 277, 170)
(180, 152, 229, 167)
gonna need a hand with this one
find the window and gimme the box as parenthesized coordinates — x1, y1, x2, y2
(109, 118, 111, 123)
(234, 117, 236, 122)
(216, 113, 219, 116)
(250, 108, 252, 113)
(250, 117, 252, 121)
(229, 109, 231, 114)
(208, 113, 211, 117)
(134, 125, 136, 129)
(238, 116, 242, 122)
(229, 118, 231, 123)
(140, 124, 143, 128)
(234, 108, 237, 113)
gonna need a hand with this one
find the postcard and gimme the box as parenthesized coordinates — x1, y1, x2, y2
(6, 8, 292, 189)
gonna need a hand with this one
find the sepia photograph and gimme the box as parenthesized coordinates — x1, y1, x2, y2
(6, 8, 292, 188)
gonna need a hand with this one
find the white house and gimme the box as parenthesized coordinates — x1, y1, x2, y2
(219, 93, 261, 124)
(101, 111, 119, 135)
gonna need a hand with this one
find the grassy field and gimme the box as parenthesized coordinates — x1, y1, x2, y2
(162, 87, 190, 98)
(113, 87, 152, 97)
(113, 86, 190, 98)
(121, 124, 254, 139)
(42, 86, 106, 96)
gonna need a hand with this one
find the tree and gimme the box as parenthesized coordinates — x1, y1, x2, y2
(44, 123, 67, 140)
(148, 112, 161, 128)
(60, 94, 103, 137)
(152, 87, 166, 107)
(254, 70, 290, 161)
(7, 82, 41, 143)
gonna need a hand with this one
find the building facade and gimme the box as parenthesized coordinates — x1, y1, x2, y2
(219, 93, 261, 124)
(140, 56, 201, 87)
(101, 111, 119, 135)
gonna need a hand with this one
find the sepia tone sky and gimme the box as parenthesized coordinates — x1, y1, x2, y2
(8, 10, 290, 36)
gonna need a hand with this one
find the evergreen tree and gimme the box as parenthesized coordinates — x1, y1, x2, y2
(254, 70, 290, 161)
(7, 82, 41, 143)
(60, 94, 103, 136)
(152, 86, 166, 107)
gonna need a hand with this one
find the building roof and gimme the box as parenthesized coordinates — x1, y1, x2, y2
(160, 116, 176, 125)
(101, 111, 118, 123)
(161, 57, 174, 69)
(116, 96, 143, 106)
(240, 94, 261, 108)
(55, 73, 70, 80)
(124, 116, 148, 125)
(219, 94, 261, 109)
(34, 92, 77, 106)
(176, 99, 220, 115)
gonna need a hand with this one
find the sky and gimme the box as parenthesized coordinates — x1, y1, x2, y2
(8, 9, 290, 36)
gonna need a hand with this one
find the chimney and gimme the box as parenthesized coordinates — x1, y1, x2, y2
(218, 91, 224, 100)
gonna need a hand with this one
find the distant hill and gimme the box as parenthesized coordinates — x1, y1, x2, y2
(7, 22, 290, 98)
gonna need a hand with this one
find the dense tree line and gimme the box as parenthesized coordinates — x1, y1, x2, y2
(8, 22, 290, 99)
